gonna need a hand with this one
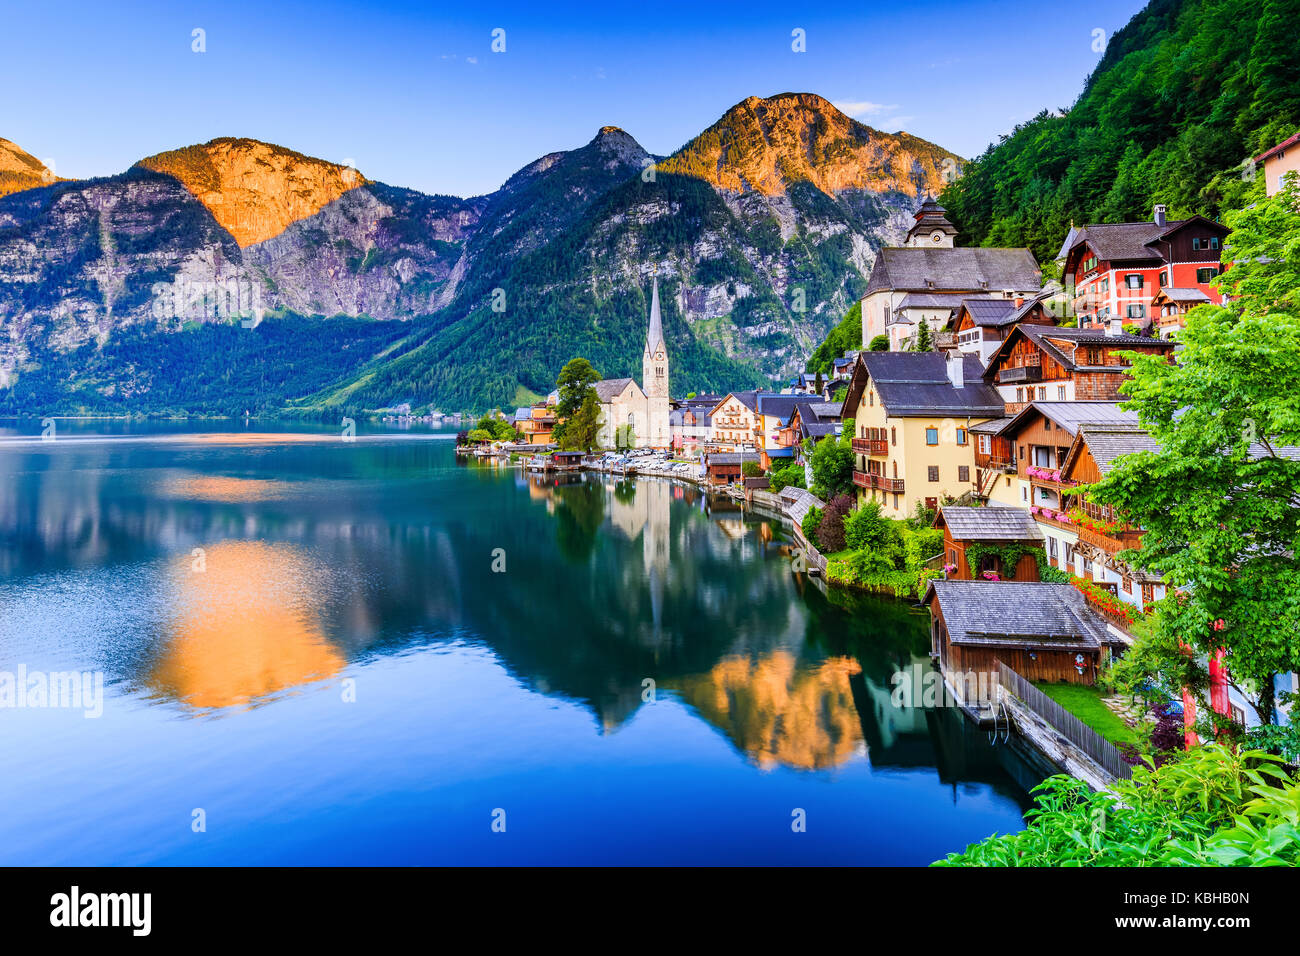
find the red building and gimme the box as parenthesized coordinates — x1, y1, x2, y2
(1060, 204, 1229, 334)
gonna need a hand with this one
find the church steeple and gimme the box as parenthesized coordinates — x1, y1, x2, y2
(645, 273, 665, 358)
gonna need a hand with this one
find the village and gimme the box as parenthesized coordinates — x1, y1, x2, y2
(457, 142, 1300, 793)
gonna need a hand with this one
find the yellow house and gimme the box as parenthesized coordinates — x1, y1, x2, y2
(841, 352, 1005, 518)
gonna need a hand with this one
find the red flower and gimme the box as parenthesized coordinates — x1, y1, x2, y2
(1213, 618, 1226, 631)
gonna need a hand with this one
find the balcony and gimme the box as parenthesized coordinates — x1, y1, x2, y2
(997, 363, 1043, 385)
(1022, 465, 1077, 489)
(1077, 524, 1144, 553)
(853, 471, 904, 493)
(851, 437, 889, 457)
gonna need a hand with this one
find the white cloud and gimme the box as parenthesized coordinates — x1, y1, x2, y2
(466, 56, 478, 64)
(832, 100, 899, 118)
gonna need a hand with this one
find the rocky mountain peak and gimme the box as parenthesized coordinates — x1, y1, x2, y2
(135, 137, 366, 247)
(659, 92, 962, 198)
(0, 138, 58, 197)
(588, 125, 651, 169)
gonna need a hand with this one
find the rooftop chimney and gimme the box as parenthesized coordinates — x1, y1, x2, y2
(1106, 317, 1123, 337)
(1014, 295, 1025, 308)
(947, 352, 965, 389)
(1153, 203, 1167, 228)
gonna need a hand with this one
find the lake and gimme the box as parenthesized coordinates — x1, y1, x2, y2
(0, 424, 1037, 864)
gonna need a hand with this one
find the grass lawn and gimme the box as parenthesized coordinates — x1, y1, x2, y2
(1034, 682, 1140, 748)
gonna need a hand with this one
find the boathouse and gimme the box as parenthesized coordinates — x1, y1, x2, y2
(933, 506, 1043, 581)
(923, 580, 1112, 685)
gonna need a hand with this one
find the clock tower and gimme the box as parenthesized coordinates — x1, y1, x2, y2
(905, 196, 958, 248)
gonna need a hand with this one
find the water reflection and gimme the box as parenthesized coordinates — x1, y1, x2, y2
(148, 541, 343, 710)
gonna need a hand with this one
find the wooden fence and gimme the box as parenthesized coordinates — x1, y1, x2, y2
(996, 661, 1134, 781)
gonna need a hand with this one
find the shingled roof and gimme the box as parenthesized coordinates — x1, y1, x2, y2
(1001, 401, 1139, 439)
(1066, 215, 1229, 264)
(780, 486, 825, 527)
(936, 506, 1044, 541)
(1073, 424, 1161, 474)
(924, 580, 1109, 650)
(593, 377, 639, 402)
(864, 247, 1042, 297)
(855, 352, 1005, 418)
(984, 324, 1173, 377)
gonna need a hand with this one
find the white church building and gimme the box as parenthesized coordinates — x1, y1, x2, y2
(593, 275, 671, 449)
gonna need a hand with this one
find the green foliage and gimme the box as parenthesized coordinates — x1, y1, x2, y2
(801, 505, 822, 543)
(809, 420, 855, 500)
(963, 541, 1044, 580)
(911, 316, 933, 351)
(554, 357, 601, 419)
(936, 746, 1299, 866)
(939, 0, 1300, 261)
(827, 503, 944, 598)
(475, 413, 517, 442)
(559, 391, 601, 451)
(815, 494, 853, 552)
(767, 462, 806, 494)
(806, 300, 861, 374)
(741, 460, 764, 478)
(1089, 179, 1300, 727)
(868, 334, 889, 351)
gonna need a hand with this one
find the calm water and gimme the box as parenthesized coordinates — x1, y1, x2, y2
(0, 424, 1037, 865)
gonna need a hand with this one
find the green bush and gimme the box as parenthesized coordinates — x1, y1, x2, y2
(768, 462, 806, 494)
(741, 461, 764, 478)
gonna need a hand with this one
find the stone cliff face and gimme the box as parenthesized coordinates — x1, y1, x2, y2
(0, 95, 969, 409)
(136, 138, 366, 247)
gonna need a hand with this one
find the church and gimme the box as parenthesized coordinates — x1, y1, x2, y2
(593, 275, 671, 449)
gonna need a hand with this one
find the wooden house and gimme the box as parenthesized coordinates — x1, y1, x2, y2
(981, 323, 1174, 414)
(952, 293, 1058, 363)
(924, 580, 1113, 685)
(704, 451, 759, 485)
(933, 506, 1043, 581)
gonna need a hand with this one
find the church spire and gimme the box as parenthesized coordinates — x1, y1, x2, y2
(645, 275, 664, 356)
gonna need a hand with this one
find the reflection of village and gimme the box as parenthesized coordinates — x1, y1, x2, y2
(0, 449, 1028, 793)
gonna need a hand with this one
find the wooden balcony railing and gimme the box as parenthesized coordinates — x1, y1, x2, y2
(853, 471, 904, 493)
(997, 363, 1043, 384)
(851, 437, 889, 457)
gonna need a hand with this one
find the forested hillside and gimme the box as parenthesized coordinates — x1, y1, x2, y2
(940, 0, 1299, 261)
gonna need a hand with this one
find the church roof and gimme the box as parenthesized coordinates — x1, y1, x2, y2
(645, 277, 665, 356)
(864, 247, 1042, 297)
(594, 378, 639, 401)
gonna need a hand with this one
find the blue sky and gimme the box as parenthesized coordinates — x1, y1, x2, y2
(3, 0, 1148, 197)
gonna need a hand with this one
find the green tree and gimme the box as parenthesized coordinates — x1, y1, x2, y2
(560, 390, 602, 452)
(554, 357, 601, 447)
(810, 418, 855, 501)
(741, 461, 764, 478)
(868, 334, 889, 351)
(1090, 179, 1300, 729)
(911, 317, 933, 352)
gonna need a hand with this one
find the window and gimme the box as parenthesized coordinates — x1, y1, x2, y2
(926, 428, 939, 445)
(1048, 537, 1058, 559)
(893, 493, 900, 508)
(1125, 274, 1143, 289)
(1231, 706, 1245, 727)
(868, 390, 873, 406)
(1122, 575, 1132, 593)
(1064, 542, 1074, 564)
(1210, 237, 1219, 250)
(1083, 557, 1093, 576)
(928, 465, 939, 482)
(955, 428, 967, 446)
(958, 465, 970, 482)
(1127, 304, 1145, 318)
(1100, 277, 1109, 292)
(1022, 485, 1028, 502)
(978, 434, 990, 453)
(891, 427, 896, 446)
(1015, 387, 1024, 403)
(1197, 267, 1219, 284)
(1037, 387, 1047, 400)
(1141, 582, 1154, 605)
(1192, 237, 1202, 251)
(1057, 386, 1067, 400)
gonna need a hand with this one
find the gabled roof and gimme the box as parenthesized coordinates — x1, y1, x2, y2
(982, 324, 1172, 378)
(1064, 424, 1161, 477)
(755, 393, 803, 420)
(895, 292, 977, 311)
(924, 580, 1109, 650)
(849, 352, 1005, 418)
(863, 247, 1042, 297)
(780, 486, 825, 527)
(935, 506, 1043, 542)
(959, 297, 1019, 327)
(705, 451, 760, 465)
(1065, 215, 1229, 265)
(999, 401, 1139, 440)
(594, 377, 640, 401)
(514, 406, 532, 421)
(1253, 130, 1300, 165)
(1150, 287, 1211, 305)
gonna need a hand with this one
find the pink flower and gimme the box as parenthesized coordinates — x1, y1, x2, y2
(1213, 618, 1226, 631)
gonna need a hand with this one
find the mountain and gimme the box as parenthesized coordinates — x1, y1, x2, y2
(0, 138, 57, 199)
(939, 0, 1300, 262)
(0, 95, 963, 414)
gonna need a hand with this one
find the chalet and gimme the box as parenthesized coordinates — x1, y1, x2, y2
(983, 401, 1138, 580)
(933, 506, 1043, 581)
(1058, 423, 1168, 612)
(703, 451, 759, 485)
(860, 200, 1042, 351)
(981, 323, 1175, 413)
(777, 401, 841, 465)
(515, 403, 558, 446)
(924, 580, 1113, 686)
(842, 351, 1004, 518)
(952, 293, 1058, 364)
(755, 393, 804, 470)
(706, 392, 761, 450)
(1060, 205, 1229, 331)
(1149, 286, 1211, 336)
(1253, 131, 1300, 198)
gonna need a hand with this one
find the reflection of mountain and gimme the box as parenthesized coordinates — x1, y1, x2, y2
(672, 652, 863, 770)
(147, 541, 344, 709)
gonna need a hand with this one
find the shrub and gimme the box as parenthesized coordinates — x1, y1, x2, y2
(817, 495, 853, 552)
(868, 334, 889, 351)
(741, 461, 764, 478)
(801, 506, 821, 542)
(768, 462, 805, 494)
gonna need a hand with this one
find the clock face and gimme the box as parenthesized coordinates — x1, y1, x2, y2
(931, 231, 944, 243)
